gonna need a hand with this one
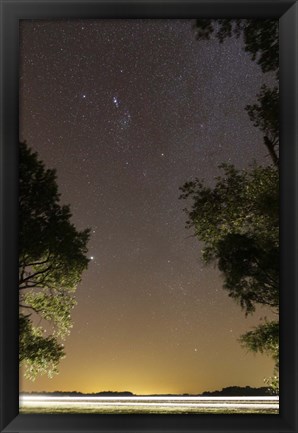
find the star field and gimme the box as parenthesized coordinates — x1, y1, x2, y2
(20, 19, 275, 395)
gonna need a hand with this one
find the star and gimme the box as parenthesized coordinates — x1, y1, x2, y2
(113, 96, 120, 108)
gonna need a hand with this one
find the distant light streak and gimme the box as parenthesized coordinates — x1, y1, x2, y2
(20, 395, 279, 401)
(19, 395, 279, 411)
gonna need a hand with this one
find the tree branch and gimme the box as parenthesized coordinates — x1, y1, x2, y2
(19, 265, 52, 285)
(19, 304, 41, 315)
(264, 136, 279, 167)
(19, 256, 50, 268)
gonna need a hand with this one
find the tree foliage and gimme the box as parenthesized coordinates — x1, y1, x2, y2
(240, 320, 279, 394)
(19, 142, 90, 379)
(179, 164, 279, 388)
(180, 164, 279, 315)
(19, 314, 65, 379)
(185, 20, 280, 390)
(239, 321, 279, 362)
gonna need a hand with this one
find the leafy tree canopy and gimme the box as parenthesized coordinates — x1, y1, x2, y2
(179, 164, 279, 315)
(185, 19, 280, 392)
(240, 320, 279, 394)
(19, 142, 90, 379)
(179, 164, 279, 390)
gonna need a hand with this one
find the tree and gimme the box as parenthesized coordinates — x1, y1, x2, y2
(239, 320, 279, 393)
(182, 19, 280, 391)
(179, 164, 279, 389)
(180, 164, 278, 314)
(194, 19, 279, 166)
(19, 142, 90, 379)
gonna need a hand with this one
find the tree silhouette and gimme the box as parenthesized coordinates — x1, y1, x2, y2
(246, 85, 279, 167)
(180, 164, 278, 313)
(181, 19, 280, 392)
(19, 142, 90, 379)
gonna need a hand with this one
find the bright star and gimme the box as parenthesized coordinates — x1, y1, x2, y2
(113, 96, 120, 108)
(90, 256, 94, 260)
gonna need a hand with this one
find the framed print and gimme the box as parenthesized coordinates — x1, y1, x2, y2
(0, 1, 297, 432)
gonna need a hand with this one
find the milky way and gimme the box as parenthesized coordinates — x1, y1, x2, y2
(20, 19, 276, 394)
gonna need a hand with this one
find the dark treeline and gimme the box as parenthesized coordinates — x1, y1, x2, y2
(201, 386, 271, 396)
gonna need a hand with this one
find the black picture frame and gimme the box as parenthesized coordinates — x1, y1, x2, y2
(0, 0, 297, 432)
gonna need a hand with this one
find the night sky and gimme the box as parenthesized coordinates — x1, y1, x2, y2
(20, 19, 276, 395)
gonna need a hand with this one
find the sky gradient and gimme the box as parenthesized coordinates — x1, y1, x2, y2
(19, 19, 276, 395)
